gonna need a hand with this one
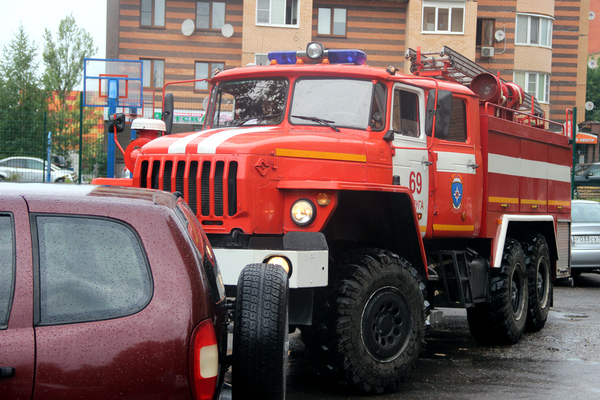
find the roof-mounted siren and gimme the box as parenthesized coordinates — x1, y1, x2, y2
(470, 73, 507, 105)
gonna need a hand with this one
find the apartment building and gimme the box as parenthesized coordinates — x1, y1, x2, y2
(106, 0, 589, 123)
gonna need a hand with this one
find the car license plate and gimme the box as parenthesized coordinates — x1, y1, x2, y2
(573, 235, 600, 244)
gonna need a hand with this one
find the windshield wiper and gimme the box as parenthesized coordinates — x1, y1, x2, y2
(291, 115, 340, 132)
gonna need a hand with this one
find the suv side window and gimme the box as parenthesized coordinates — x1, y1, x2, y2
(0, 214, 15, 329)
(34, 216, 152, 325)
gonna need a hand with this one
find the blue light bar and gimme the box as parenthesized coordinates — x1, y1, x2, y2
(268, 51, 297, 65)
(327, 49, 367, 65)
(267, 48, 368, 65)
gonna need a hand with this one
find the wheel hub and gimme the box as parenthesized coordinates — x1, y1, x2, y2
(362, 287, 411, 361)
(376, 314, 394, 334)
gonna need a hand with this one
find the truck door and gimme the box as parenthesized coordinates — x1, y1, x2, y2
(390, 84, 430, 237)
(431, 95, 483, 238)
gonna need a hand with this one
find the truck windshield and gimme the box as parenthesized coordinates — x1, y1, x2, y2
(290, 78, 386, 131)
(211, 79, 288, 127)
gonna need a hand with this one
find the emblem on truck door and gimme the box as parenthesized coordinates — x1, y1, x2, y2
(451, 174, 464, 212)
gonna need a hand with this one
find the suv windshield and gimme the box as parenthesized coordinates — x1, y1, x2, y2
(290, 78, 386, 131)
(210, 78, 288, 127)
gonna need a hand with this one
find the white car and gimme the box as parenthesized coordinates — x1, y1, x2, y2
(0, 156, 75, 183)
(571, 200, 600, 276)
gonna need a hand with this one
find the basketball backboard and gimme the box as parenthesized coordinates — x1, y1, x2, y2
(83, 58, 143, 108)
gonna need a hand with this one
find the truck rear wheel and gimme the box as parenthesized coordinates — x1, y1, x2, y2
(522, 233, 551, 332)
(302, 249, 426, 394)
(467, 238, 528, 345)
(233, 263, 289, 400)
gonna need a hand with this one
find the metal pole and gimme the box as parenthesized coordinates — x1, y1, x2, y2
(79, 92, 83, 184)
(572, 107, 577, 199)
(107, 78, 118, 178)
(43, 111, 47, 160)
(46, 132, 52, 183)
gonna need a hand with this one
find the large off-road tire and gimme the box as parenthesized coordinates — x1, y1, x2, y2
(301, 248, 426, 394)
(467, 238, 528, 345)
(233, 263, 289, 400)
(522, 233, 552, 332)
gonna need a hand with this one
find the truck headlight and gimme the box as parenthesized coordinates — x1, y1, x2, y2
(290, 199, 316, 226)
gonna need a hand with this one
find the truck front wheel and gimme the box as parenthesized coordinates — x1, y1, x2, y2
(467, 238, 528, 344)
(302, 249, 426, 394)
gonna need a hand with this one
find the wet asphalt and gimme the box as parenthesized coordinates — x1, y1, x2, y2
(285, 273, 600, 400)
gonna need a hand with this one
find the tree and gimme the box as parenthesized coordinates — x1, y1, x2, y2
(585, 57, 600, 122)
(0, 24, 48, 159)
(42, 14, 97, 161)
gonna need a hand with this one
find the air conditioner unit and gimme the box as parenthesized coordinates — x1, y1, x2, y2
(481, 46, 494, 57)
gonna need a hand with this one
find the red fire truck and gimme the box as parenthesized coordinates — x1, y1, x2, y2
(96, 43, 572, 394)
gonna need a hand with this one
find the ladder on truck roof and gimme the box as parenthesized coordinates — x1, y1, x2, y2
(405, 46, 544, 117)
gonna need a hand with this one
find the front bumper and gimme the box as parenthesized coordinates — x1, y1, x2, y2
(214, 247, 328, 289)
(214, 231, 329, 289)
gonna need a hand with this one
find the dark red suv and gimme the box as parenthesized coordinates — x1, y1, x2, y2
(0, 184, 288, 400)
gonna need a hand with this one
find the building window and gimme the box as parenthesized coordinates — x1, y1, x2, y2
(516, 14, 553, 47)
(514, 72, 551, 103)
(140, 0, 165, 27)
(195, 61, 225, 91)
(196, 2, 226, 30)
(318, 8, 347, 36)
(141, 59, 165, 88)
(255, 54, 269, 66)
(477, 18, 495, 46)
(422, 1, 465, 33)
(257, 0, 298, 26)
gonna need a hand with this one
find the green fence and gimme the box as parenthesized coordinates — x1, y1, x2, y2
(0, 92, 107, 183)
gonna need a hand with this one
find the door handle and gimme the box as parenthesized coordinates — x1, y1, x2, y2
(467, 162, 480, 169)
(1, 367, 15, 378)
(422, 160, 433, 166)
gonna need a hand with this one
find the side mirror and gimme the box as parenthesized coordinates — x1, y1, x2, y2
(163, 93, 174, 135)
(108, 113, 126, 133)
(425, 90, 452, 139)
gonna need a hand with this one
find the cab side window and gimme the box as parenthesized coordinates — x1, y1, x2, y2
(392, 89, 420, 137)
(446, 98, 467, 142)
(35, 216, 152, 325)
(0, 215, 15, 329)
